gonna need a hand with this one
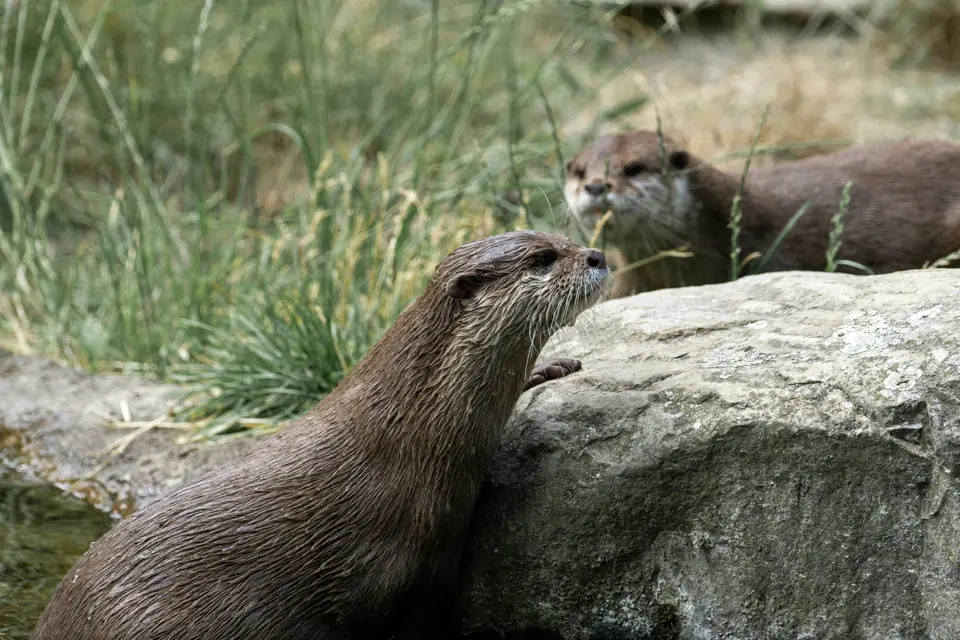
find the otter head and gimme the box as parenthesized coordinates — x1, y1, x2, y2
(434, 230, 608, 349)
(564, 131, 697, 244)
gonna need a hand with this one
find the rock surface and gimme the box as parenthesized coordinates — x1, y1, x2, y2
(0, 351, 256, 516)
(459, 268, 960, 640)
(2, 269, 959, 639)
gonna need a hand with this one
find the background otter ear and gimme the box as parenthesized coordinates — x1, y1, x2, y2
(446, 272, 483, 300)
(669, 150, 690, 170)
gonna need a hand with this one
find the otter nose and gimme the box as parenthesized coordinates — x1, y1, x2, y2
(583, 182, 608, 197)
(584, 249, 607, 270)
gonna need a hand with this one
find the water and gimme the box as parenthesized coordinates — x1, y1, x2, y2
(0, 467, 113, 639)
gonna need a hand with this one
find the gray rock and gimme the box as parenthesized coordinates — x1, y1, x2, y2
(459, 269, 960, 640)
(0, 351, 256, 514)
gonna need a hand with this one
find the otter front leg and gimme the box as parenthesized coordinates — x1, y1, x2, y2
(524, 358, 582, 391)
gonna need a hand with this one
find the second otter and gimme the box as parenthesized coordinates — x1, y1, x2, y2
(33, 231, 609, 640)
(564, 130, 960, 297)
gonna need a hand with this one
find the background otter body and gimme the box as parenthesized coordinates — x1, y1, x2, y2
(565, 131, 960, 298)
(32, 231, 608, 640)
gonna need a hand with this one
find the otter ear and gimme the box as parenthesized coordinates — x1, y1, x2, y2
(669, 150, 690, 170)
(446, 272, 484, 300)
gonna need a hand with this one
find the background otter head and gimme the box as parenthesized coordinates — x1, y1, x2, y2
(430, 230, 608, 353)
(564, 131, 697, 246)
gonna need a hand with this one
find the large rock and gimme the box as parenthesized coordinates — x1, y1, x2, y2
(459, 269, 960, 640)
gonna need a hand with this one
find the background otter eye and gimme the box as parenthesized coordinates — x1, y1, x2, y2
(669, 150, 690, 170)
(622, 162, 646, 177)
(533, 249, 558, 269)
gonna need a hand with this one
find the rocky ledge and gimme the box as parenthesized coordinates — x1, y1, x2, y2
(0, 350, 256, 516)
(3, 269, 959, 639)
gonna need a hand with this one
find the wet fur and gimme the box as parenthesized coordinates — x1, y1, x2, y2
(564, 130, 960, 298)
(32, 231, 608, 640)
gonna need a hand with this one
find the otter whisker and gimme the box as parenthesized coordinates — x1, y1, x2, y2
(569, 309, 601, 349)
(616, 196, 692, 251)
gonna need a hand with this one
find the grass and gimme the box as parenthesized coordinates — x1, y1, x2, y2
(728, 103, 772, 281)
(0, 0, 663, 437)
(824, 194, 847, 275)
(1, 0, 959, 439)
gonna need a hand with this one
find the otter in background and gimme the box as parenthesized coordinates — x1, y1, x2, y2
(564, 130, 960, 298)
(32, 231, 609, 640)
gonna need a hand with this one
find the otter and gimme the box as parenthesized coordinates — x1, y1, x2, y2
(32, 231, 609, 640)
(564, 130, 960, 298)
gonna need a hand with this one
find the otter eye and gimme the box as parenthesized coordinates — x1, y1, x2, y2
(622, 162, 646, 177)
(571, 166, 585, 180)
(533, 249, 558, 269)
(669, 150, 690, 170)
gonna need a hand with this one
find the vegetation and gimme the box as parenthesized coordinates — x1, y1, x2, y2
(1, 0, 959, 438)
(0, 0, 661, 436)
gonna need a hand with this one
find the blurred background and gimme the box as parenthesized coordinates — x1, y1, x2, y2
(1, 0, 958, 434)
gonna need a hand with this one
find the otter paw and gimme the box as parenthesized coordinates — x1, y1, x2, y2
(524, 358, 582, 391)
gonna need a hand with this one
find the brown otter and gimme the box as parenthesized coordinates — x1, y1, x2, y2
(32, 231, 609, 640)
(564, 130, 960, 298)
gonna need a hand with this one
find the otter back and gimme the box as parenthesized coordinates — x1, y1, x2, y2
(31, 230, 609, 640)
(564, 132, 960, 297)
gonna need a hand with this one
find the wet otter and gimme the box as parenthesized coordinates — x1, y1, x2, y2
(32, 231, 609, 640)
(564, 130, 960, 298)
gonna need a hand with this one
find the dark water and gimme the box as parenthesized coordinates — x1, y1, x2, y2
(0, 467, 113, 639)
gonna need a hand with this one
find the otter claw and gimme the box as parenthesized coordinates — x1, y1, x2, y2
(524, 358, 583, 391)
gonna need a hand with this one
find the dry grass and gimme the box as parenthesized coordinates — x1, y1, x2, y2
(241, 12, 960, 208)
(868, 0, 960, 69)
(561, 26, 960, 174)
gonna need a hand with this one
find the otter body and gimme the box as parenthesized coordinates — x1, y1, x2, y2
(33, 231, 609, 640)
(564, 131, 960, 298)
